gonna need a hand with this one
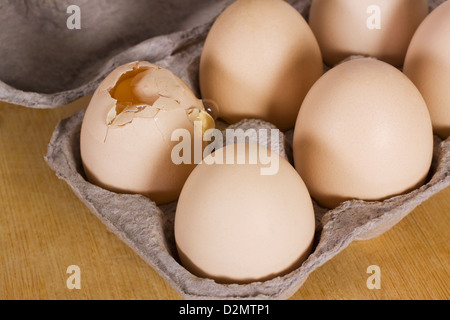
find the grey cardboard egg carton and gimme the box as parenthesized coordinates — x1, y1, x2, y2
(44, 113, 449, 299)
(1, 0, 448, 299)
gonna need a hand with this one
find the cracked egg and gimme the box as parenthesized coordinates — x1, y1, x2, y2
(80, 61, 214, 205)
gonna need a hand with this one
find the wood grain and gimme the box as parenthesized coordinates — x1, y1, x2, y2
(0, 98, 448, 300)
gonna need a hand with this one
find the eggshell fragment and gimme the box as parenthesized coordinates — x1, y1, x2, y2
(80, 61, 214, 205)
(403, 0, 450, 139)
(309, 0, 429, 67)
(293, 58, 434, 209)
(199, 0, 323, 131)
(174, 143, 316, 284)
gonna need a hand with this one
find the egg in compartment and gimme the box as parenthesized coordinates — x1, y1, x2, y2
(293, 58, 434, 209)
(199, 0, 323, 131)
(80, 61, 214, 205)
(403, 0, 450, 139)
(309, 0, 429, 67)
(174, 143, 316, 284)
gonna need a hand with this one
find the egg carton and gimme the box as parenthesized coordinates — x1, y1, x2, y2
(1, 0, 448, 300)
(45, 111, 450, 299)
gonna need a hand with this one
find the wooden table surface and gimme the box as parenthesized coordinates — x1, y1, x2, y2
(0, 96, 449, 300)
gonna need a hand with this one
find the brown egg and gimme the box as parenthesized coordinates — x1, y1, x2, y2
(293, 58, 433, 209)
(199, 0, 323, 131)
(80, 61, 214, 205)
(309, 0, 429, 67)
(403, 1, 450, 139)
(175, 143, 315, 284)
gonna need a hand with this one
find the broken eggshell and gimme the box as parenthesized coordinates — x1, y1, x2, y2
(80, 61, 214, 205)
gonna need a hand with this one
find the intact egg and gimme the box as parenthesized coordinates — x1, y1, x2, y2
(293, 58, 433, 209)
(80, 61, 214, 205)
(174, 143, 315, 284)
(199, 0, 323, 131)
(403, 0, 450, 139)
(309, 0, 429, 67)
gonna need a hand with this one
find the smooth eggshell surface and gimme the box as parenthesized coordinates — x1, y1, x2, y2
(309, 0, 429, 67)
(175, 143, 316, 284)
(403, 0, 450, 139)
(293, 58, 433, 209)
(199, 0, 323, 131)
(80, 61, 206, 205)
